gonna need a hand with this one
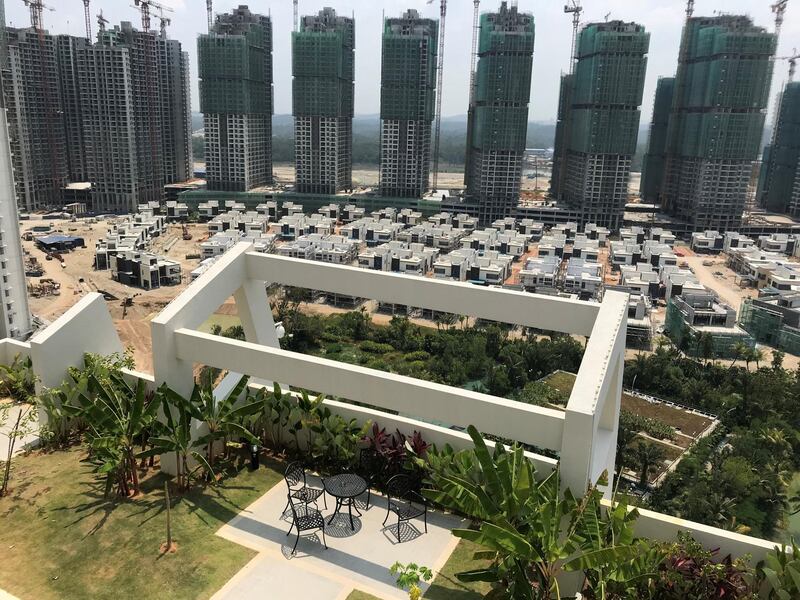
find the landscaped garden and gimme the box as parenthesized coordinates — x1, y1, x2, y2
(2, 298, 800, 597)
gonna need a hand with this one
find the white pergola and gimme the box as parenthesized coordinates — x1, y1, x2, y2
(151, 242, 628, 495)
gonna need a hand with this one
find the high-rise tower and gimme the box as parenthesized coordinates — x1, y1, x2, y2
(379, 10, 437, 199)
(293, 7, 354, 195)
(2, 27, 68, 212)
(660, 15, 776, 230)
(757, 82, 800, 215)
(198, 6, 272, 192)
(464, 1, 534, 224)
(557, 21, 649, 230)
(641, 77, 675, 205)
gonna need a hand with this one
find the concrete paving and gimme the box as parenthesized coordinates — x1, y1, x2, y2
(0, 402, 38, 461)
(213, 474, 465, 600)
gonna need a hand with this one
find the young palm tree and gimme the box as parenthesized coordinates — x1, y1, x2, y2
(633, 441, 666, 488)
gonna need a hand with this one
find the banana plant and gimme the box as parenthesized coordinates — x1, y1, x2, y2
(187, 375, 260, 472)
(252, 383, 292, 449)
(144, 384, 212, 492)
(0, 354, 37, 403)
(425, 425, 661, 599)
(62, 363, 158, 497)
(758, 539, 800, 599)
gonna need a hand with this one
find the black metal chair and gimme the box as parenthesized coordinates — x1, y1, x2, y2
(357, 448, 384, 509)
(285, 495, 327, 554)
(283, 461, 326, 517)
(383, 473, 428, 542)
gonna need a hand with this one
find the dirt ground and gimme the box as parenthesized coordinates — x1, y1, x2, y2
(22, 217, 212, 373)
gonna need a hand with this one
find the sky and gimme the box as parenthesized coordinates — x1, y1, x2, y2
(5, 1, 800, 125)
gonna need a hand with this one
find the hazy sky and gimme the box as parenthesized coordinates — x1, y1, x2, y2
(6, 1, 799, 125)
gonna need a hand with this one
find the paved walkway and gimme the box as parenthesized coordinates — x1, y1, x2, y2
(213, 474, 465, 600)
(0, 402, 38, 460)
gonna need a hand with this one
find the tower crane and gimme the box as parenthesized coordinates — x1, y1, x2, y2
(156, 7, 171, 38)
(21, 0, 54, 34)
(82, 0, 91, 40)
(294, 0, 299, 33)
(777, 49, 800, 82)
(132, 0, 173, 33)
(468, 1, 480, 104)
(772, 0, 789, 39)
(206, 0, 213, 33)
(427, 0, 446, 192)
(97, 9, 109, 34)
(686, 0, 695, 19)
(563, 1, 582, 73)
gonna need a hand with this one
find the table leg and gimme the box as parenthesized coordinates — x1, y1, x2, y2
(328, 497, 343, 525)
(348, 498, 355, 530)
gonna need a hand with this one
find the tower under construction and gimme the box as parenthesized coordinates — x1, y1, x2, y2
(659, 15, 776, 231)
(198, 6, 273, 192)
(379, 10, 437, 199)
(556, 21, 650, 230)
(292, 7, 354, 195)
(757, 81, 800, 216)
(641, 77, 675, 205)
(464, 1, 534, 224)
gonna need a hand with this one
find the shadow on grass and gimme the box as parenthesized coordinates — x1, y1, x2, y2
(425, 578, 487, 600)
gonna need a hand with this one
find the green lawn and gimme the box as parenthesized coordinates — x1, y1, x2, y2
(346, 539, 492, 600)
(0, 446, 283, 600)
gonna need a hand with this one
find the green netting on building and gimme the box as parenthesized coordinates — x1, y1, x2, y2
(757, 82, 800, 212)
(474, 53, 533, 105)
(666, 298, 754, 358)
(777, 326, 800, 355)
(292, 15, 354, 118)
(198, 16, 272, 115)
(739, 299, 782, 344)
(669, 16, 776, 159)
(567, 108, 642, 155)
(641, 77, 675, 203)
(380, 17, 437, 121)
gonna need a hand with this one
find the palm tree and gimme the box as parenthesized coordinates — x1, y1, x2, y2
(633, 441, 666, 488)
(729, 342, 748, 369)
(750, 347, 764, 369)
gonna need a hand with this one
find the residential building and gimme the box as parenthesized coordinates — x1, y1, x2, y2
(665, 290, 754, 357)
(563, 258, 602, 298)
(464, 2, 535, 224)
(293, 8, 354, 194)
(690, 230, 723, 253)
(555, 21, 650, 230)
(109, 250, 181, 289)
(658, 15, 776, 230)
(379, 10, 437, 198)
(519, 255, 560, 291)
(740, 292, 800, 355)
(198, 6, 273, 191)
(640, 77, 674, 204)
(757, 81, 800, 215)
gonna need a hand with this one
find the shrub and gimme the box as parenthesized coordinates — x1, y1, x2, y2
(403, 350, 430, 362)
(360, 340, 394, 354)
(325, 342, 343, 354)
(365, 358, 389, 371)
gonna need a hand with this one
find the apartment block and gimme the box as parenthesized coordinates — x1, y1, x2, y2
(293, 8, 354, 194)
(379, 10, 437, 198)
(464, 2, 535, 224)
(640, 77, 675, 205)
(554, 21, 650, 230)
(757, 82, 800, 215)
(198, 6, 273, 192)
(659, 15, 776, 230)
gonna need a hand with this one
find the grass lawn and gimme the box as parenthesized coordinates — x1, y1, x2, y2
(541, 371, 714, 437)
(0, 445, 283, 600)
(346, 539, 492, 600)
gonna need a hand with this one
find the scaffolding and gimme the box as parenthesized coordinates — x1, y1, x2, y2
(641, 77, 675, 204)
(739, 298, 800, 355)
(757, 82, 800, 213)
(666, 297, 755, 358)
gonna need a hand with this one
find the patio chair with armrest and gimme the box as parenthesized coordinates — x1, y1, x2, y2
(383, 473, 428, 542)
(286, 494, 327, 554)
(282, 461, 327, 516)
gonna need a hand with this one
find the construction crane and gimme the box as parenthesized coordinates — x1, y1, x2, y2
(156, 6, 171, 38)
(777, 49, 800, 81)
(294, 0, 299, 33)
(82, 0, 91, 40)
(206, 0, 213, 33)
(97, 9, 109, 34)
(686, 0, 695, 19)
(22, 0, 54, 33)
(132, 0, 173, 33)
(772, 0, 789, 38)
(427, 0, 446, 192)
(468, 1, 480, 104)
(563, 1, 582, 73)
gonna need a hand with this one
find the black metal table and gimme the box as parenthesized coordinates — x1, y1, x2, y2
(324, 473, 368, 531)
